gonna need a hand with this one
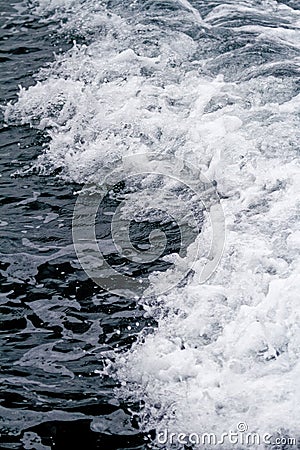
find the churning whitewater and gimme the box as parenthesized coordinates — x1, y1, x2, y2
(4, 0, 300, 447)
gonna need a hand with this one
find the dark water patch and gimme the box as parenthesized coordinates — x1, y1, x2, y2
(0, 3, 155, 448)
(0, 1, 71, 105)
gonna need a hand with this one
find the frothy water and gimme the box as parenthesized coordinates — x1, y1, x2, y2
(3, 0, 300, 447)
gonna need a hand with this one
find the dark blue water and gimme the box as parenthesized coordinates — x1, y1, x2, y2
(0, 3, 153, 449)
(1, 0, 300, 449)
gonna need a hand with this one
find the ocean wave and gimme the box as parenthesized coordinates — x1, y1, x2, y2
(4, 0, 300, 445)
